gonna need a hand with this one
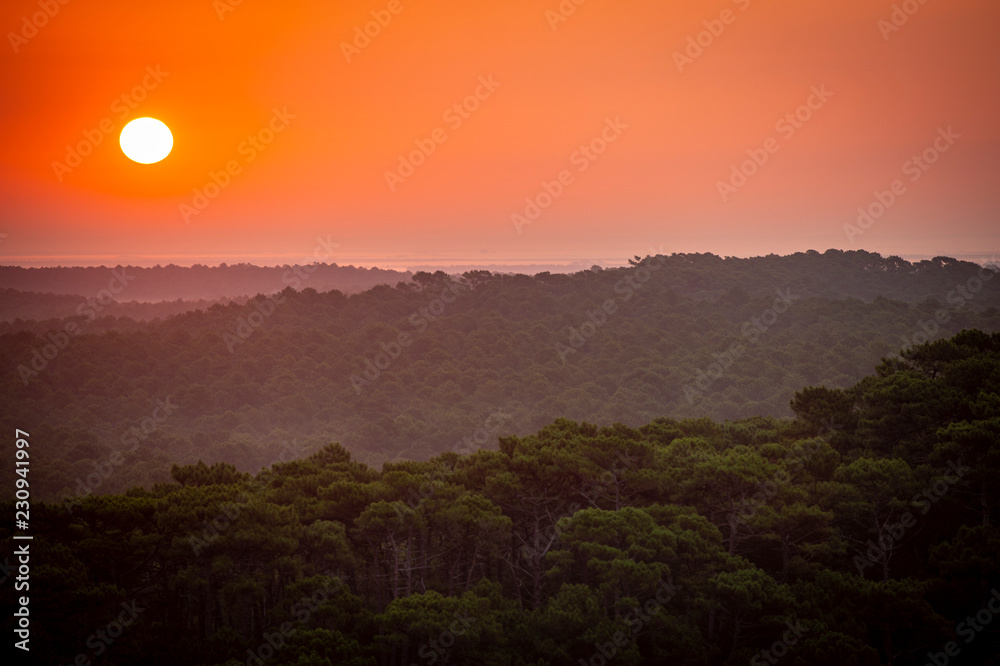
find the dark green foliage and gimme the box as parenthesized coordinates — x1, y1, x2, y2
(3, 331, 999, 664)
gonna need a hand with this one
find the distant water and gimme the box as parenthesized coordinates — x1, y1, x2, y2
(3, 252, 997, 271)
(0, 254, 610, 273)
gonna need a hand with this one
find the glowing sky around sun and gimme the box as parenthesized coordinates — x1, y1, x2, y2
(1, 0, 998, 267)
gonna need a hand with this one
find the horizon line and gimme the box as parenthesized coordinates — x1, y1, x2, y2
(0, 250, 997, 271)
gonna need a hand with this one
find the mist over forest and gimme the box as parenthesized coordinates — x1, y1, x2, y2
(3, 249, 1000, 665)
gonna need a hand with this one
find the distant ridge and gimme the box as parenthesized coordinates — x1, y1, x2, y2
(0, 262, 411, 301)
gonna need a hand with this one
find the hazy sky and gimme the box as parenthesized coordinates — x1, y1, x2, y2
(1, 0, 997, 268)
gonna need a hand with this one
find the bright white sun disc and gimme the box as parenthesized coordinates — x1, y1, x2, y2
(120, 117, 173, 164)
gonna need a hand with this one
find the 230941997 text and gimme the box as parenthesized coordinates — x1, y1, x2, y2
(14, 428, 32, 653)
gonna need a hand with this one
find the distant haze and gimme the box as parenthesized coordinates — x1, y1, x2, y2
(1, 1, 997, 266)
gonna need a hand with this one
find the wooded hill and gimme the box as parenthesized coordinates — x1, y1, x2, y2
(1, 250, 998, 502)
(3, 330, 998, 665)
(0, 260, 409, 303)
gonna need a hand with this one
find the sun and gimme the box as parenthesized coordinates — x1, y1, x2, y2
(120, 117, 173, 164)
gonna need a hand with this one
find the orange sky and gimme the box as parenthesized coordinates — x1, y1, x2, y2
(1, 0, 998, 268)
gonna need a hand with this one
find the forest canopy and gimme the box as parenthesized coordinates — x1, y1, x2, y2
(3, 330, 999, 665)
(0, 251, 1000, 499)
(1, 250, 998, 501)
